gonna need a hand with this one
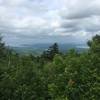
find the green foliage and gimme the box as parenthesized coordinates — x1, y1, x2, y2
(0, 35, 100, 100)
(41, 43, 59, 60)
(88, 35, 100, 54)
(0, 36, 6, 58)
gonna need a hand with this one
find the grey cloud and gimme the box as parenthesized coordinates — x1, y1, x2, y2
(0, 0, 100, 46)
(62, 0, 100, 19)
(62, 8, 100, 20)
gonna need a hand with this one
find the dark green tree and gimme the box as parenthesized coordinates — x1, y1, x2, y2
(0, 36, 6, 58)
(88, 34, 100, 54)
(41, 43, 59, 60)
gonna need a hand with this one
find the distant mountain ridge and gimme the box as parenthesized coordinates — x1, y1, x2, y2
(11, 43, 88, 55)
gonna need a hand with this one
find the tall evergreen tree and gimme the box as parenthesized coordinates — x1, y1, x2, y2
(41, 43, 59, 60)
(0, 36, 6, 58)
(88, 34, 100, 54)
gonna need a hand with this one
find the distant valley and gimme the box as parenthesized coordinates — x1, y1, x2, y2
(10, 43, 89, 55)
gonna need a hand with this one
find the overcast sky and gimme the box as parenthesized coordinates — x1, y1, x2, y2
(0, 0, 100, 46)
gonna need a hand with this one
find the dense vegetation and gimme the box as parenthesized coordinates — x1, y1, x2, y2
(0, 35, 100, 100)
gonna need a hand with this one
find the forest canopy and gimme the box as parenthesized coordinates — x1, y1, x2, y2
(0, 35, 100, 100)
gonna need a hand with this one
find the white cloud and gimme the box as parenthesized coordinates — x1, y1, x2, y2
(0, 0, 100, 46)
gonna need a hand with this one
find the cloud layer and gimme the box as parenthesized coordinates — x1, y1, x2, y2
(0, 0, 100, 46)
